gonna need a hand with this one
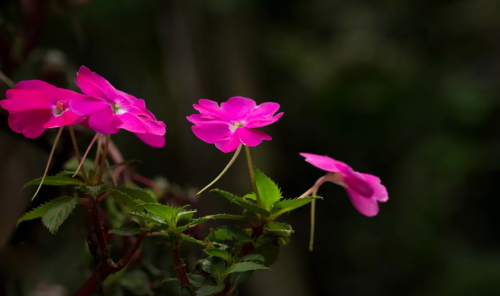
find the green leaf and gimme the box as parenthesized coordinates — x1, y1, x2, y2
(17, 196, 78, 227)
(109, 221, 143, 236)
(270, 196, 322, 218)
(201, 257, 226, 282)
(128, 212, 167, 225)
(161, 278, 180, 285)
(213, 229, 233, 241)
(241, 254, 265, 263)
(224, 262, 269, 276)
(174, 216, 215, 233)
(63, 157, 94, 173)
(204, 248, 231, 261)
(250, 243, 280, 267)
(254, 167, 282, 211)
(112, 188, 157, 206)
(211, 189, 269, 217)
(196, 285, 225, 296)
(138, 203, 177, 227)
(209, 214, 251, 221)
(188, 274, 205, 288)
(23, 175, 84, 190)
(180, 234, 204, 246)
(177, 210, 197, 222)
(80, 185, 105, 199)
(265, 222, 294, 236)
(41, 195, 79, 234)
(120, 270, 153, 296)
(243, 193, 256, 200)
(218, 225, 251, 242)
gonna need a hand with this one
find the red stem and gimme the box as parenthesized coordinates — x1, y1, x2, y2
(171, 240, 190, 286)
(90, 205, 110, 259)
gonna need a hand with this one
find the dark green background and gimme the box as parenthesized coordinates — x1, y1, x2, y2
(1, 0, 500, 295)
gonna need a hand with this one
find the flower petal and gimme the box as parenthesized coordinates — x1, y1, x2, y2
(15, 80, 64, 103)
(248, 102, 280, 119)
(75, 66, 115, 100)
(114, 112, 148, 134)
(88, 107, 119, 134)
(192, 122, 232, 144)
(2, 89, 51, 111)
(43, 110, 84, 128)
(70, 96, 109, 116)
(136, 133, 166, 148)
(215, 130, 242, 153)
(186, 114, 221, 125)
(220, 96, 256, 121)
(346, 188, 379, 217)
(193, 99, 223, 118)
(8, 110, 51, 138)
(238, 127, 272, 147)
(343, 172, 374, 198)
(300, 153, 344, 172)
(245, 112, 283, 128)
(362, 173, 388, 202)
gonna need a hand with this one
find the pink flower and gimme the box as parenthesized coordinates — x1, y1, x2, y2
(0, 80, 85, 138)
(186, 97, 283, 152)
(70, 66, 166, 148)
(300, 153, 388, 217)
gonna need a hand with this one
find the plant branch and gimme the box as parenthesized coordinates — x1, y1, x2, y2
(244, 145, 261, 207)
(97, 135, 111, 184)
(68, 126, 89, 184)
(90, 204, 110, 260)
(171, 239, 190, 286)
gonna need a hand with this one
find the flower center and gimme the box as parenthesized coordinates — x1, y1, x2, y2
(53, 100, 67, 116)
(229, 122, 243, 132)
(112, 103, 126, 115)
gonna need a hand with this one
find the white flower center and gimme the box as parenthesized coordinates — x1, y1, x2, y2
(112, 103, 126, 115)
(230, 122, 243, 132)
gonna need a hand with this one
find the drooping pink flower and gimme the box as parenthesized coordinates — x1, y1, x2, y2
(186, 97, 283, 152)
(300, 153, 388, 217)
(0, 80, 85, 138)
(69, 66, 166, 148)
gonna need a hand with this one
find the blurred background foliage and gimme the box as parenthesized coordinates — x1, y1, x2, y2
(1, 0, 500, 295)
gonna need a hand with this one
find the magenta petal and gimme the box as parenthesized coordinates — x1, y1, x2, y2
(8, 110, 51, 138)
(215, 130, 242, 153)
(114, 112, 147, 134)
(238, 127, 272, 147)
(43, 111, 84, 128)
(248, 102, 280, 119)
(136, 133, 165, 148)
(245, 112, 284, 128)
(70, 96, 109, 116)
(300, 153, 343, 172)
(343, 172, 374, 198)
(192, 122, 232, 144)
(221, 96, 257, 121)
(193, 99, 222, 118)
(2, 90, 51, 111)
(346, 188, 379, 217)
(362, 173, 388, 202)
(15, 80, 63, 102)
(186, 114, 220, 125)
(137, 116, 166, 136)
(75, 66, 114, 100)
(88, 107, 119, 134)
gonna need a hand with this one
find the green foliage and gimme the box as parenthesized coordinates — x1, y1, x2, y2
(63, 157, 94, 173)
(188, 274, 205, 288)
(80, 185, 106, 199)
(201, 256, 226, 282)
(209, 214, 251, 221)
(173, 216, 215, 233)
(254, 167, 282, 211)
(180, 234, 204, 246)
(22, 175, 84, 190)
(17, 196, 78, 226)
(196, 285, 225, 296)
(204, 248, 231, 261)
(241, 254, 265, 263)
(224, 262, 269, 275)
(109, 221, 143, 236)
(211, 189, 270, 217)
(270, 196, 322, 218)
(40, 195, 79, 234)
(266, 222, 293, 236)
(119, 270, 153, 296)
(212, 229, 233, 241)
(218, 225, 251, 242)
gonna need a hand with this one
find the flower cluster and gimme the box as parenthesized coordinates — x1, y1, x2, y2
(1, 67, 388, 217)
(0, 66, 166, 147)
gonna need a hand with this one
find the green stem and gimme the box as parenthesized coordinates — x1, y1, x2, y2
(0, 70, 15, 88)
(244, 145, 261, 207)
(196, 144, 242, 195)
(97, 135, 111, 184)
(68, 126, 89, 184)
(309, 187, 319, 252)
(32, 127, 63, 201)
